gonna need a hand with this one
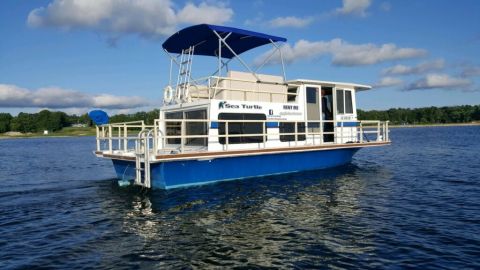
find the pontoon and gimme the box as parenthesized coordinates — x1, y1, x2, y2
(91, 24, 390, 189)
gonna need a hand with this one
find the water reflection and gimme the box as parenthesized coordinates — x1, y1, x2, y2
(115, 164, 393, 268)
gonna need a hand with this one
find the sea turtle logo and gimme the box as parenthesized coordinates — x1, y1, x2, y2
(219, 101, 226, 109)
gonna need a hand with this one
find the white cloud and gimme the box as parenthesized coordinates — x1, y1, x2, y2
(373, 77, 403, 88)
(0, 84, 149, 109)
(177, 2, 233, 25)
(461, 66, 480, 77)
(382, 59, 445, 76)
(268, 16, 314, 28)
(93, 94, 148, 109)
(255, 39, 426, 67)
(336, 0, 372, 17)
(406, 74, 473, 90)
(27, 0, 233, 40)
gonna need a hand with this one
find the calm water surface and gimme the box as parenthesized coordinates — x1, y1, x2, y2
(0, 127, 479, 269)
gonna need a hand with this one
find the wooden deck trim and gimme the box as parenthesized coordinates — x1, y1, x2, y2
(102, 153, 136, 161)
(95, 141, 390, 162)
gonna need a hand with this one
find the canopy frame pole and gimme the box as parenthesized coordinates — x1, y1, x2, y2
(218, 37, 222, 78)
(215, 32, 231, 77)
(168, 57, 173, 86)
(164, 49, 180, 88)
(210, 58, 233, 77)
(212, 30, 261, 81)
(270, 40, 287, 82)
(254, 42, 280, 73)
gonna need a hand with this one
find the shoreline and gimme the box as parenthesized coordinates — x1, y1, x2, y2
(1, 123, 479, 139)
(389, 122, 480, 128)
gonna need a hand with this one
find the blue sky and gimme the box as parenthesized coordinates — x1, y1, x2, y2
(1, 0, 479, 115)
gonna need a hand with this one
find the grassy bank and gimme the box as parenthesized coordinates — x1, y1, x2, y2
(0, 127, 96, 139)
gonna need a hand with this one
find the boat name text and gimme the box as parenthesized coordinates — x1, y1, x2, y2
(218, 101, 262, 110)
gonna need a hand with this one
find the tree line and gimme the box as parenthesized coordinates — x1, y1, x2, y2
(357, 105, 480, 125)
(0, 109, 160, 133)
(1, 106, 478, 133)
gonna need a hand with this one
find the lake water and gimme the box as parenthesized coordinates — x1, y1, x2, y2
(1, 127, 479, 269)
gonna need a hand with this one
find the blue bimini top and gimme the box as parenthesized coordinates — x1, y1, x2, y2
(162, 24, 287, 59)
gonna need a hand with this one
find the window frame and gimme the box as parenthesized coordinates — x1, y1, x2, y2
(279, 122, 306, 142)
(165, 108, 208, 146)
(335, 89, 354, 115)
(218, 113, 267, 145)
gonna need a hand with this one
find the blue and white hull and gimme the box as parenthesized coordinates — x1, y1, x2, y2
(112, 147, 360, 189)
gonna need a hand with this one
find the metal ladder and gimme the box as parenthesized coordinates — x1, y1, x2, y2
(175, 46, 194, 102)
(134, 129, 153, 188)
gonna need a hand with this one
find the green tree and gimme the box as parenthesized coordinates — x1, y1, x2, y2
(11, 113, 37, 133)
(0, 113, 13, 133)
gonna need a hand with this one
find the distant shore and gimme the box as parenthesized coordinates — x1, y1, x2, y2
(0, 127, 96, 139)
(389, 122, 480, 128)
(1, 123, 479, 140)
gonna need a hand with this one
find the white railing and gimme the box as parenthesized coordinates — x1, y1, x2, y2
(95, 119, 389, 156)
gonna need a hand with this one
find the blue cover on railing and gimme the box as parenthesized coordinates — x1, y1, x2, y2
(162, 24, 287, 58)
(88, 110, 109, 125)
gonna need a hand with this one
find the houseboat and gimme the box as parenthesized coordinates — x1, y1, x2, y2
(91, 24, 390, 189)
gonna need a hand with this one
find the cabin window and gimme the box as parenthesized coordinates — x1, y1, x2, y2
(306, 87, 317, 104)
(287, 87, 298, 102)
(336, 90, 344, 114)
(345, 90, 353, 114)
(165, 112, 182, 144)
(218, 113, 266, 144)
(336, 89, 354, 115)
(279, 122, 306, 142)
(185, 110, 208, 146)
(165, 109, 208, 146)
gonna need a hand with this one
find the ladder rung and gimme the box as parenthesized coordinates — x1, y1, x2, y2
(181, 60, 191, 64)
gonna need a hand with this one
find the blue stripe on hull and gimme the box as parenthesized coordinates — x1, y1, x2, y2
(112, 148, 359, 189)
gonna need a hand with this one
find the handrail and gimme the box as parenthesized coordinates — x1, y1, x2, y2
(95, 119, 389, 155)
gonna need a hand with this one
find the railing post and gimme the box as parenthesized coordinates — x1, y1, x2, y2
(96, 126, 100, 151)
(319, 120, 323, 145)
(262, 121, 266, 149)
(181, 120, 185, 153)
(341, 121, 344, 144)
(333, 120, 337, 144)
(153, 121, 158, 154)
(117, 126, 121, 150)
(359, 122, 363, 143)
(123, 124, 127, 151)
(225, 121, 229, 151)
(108, 125, 112, 153)
(294, 121, 298, 146)
(386, 121, 389, 141)
(377, 121, 381, 141)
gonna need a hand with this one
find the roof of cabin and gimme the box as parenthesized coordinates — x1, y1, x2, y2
(287, 79, 372, 91)
(162, 24, 287, 58)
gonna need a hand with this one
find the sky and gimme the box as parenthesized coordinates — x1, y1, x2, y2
(1, 0, 479, 115)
